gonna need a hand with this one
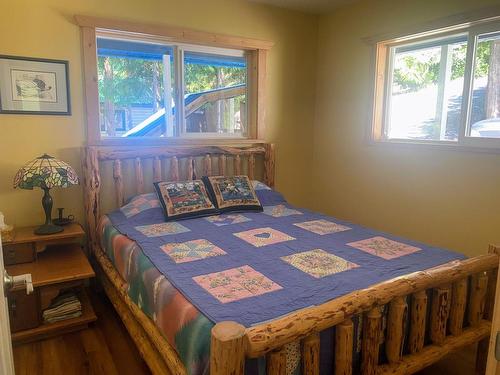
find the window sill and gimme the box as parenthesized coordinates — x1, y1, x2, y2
(368, 138, 500, 154)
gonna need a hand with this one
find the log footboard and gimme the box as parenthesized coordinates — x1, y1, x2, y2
(211, 248, 500, 375)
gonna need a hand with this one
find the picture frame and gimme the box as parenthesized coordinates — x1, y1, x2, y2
(0, 55, 71, 115)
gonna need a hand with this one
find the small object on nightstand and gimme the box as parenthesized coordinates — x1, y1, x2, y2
(53, 208, 75, 226)
(0, 211, 14, 242)
(13, 154, 79, 235)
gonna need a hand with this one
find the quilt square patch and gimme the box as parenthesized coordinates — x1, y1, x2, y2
(281, 249, 358, 278)
(161, 239, 226, 263)
(205, 214, 251, 226)
(193, 265, 282, 303)
(263, 205, 302, 217)
(234, 227, 295, 247)
(121, 193, 160, 218)
(294, 219, 351, 235)
(135, 222, 190, 237)
(347, 236, 421, 260)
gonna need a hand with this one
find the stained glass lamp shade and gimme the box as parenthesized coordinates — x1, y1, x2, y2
(14, 154, 79, 235)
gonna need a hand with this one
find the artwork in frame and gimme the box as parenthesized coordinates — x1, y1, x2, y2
(0, 55, 70, 115)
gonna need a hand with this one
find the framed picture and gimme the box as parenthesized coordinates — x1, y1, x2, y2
(0, 55, 70, 115)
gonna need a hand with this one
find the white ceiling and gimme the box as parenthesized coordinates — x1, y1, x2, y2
(247, 0, 357, 14)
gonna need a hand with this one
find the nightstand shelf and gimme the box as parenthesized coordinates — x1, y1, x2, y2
(6, 244, 95, 288)
(3, 224, 96, 344)
(11, 289, 96, 344)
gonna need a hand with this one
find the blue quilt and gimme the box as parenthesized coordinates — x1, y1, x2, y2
(108, 187, 465, 327)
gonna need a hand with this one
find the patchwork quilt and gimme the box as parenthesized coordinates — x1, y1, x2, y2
(108, 187, 465, 327)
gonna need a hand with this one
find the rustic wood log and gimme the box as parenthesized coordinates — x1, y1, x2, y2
(219, 154, 226, 176)
(264, 143, 275, 188)
(468, 273, 488, 327)
(113, 159, 124, 207)
(204, 154, 212, 176)
(210, 321, 246, 375)
(187, 157, 194, 180)
(478, 248, 499, 375)
(99, 265, 173, 375)
(82, 147, 101, 254)
(245, 254, 498, 358)
(386, 296, 408, 363)
(94, 246, 186, 375)
(485, 252, 500, 375)
(266, 347, 286, 375)
(484, 245, 499, 320)
(248, 154, 255, 180)
(302, 332, 320, 375)
(153, 156, 162, 183)
(429, 287, 451, 345)
(376, 322, 491, 375)
(408, 290, 427, 354)
(335, 319, 353, 375)
(135, 158, 144, 194)
(96, 145, 266, 161)
(362, 308, 382, 375)
(170, 157, 179, 181)
(448, 278, 467, 335)
(234, 154, 241, 175)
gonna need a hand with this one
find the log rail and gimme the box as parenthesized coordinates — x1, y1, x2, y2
(211, 249, 499, 375)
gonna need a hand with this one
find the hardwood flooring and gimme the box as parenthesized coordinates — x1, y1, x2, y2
(13, 289, 477, 375)
(13, 290, 151, 375)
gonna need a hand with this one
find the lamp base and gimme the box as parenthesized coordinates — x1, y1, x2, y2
(34, 224, 64, 235)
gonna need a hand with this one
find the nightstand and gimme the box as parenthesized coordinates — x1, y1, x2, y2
(3, 223, 97, 344)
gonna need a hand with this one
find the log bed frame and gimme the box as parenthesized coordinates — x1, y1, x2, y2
(82, 142, 500, 375)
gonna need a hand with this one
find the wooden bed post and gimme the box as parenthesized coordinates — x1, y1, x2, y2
(82, 147, 101, 254)
(264, 143, 275, 188)
(210, 321, 246, 375)
(475, 244, 499, 375)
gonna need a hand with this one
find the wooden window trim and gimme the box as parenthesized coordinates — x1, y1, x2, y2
(370, 12, 500, 151)
(76, 15, 272, 146)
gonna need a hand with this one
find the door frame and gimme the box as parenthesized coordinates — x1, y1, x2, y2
(0, 234, 15, 375)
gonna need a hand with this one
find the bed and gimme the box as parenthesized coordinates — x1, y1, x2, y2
(82, 143, 499, 375)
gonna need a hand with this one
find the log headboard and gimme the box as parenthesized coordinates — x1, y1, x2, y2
(82, 142, 275, 253)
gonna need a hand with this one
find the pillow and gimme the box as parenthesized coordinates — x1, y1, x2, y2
(153, 180, 218, 221)
(202, 175, 263, 213)
(251, 180, 272, 191)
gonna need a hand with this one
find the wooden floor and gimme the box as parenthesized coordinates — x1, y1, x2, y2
(13, 289, 476, 375)
(13, 290, 151, 375)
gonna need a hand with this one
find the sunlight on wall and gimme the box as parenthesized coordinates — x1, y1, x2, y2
(313, 0, 500, 256)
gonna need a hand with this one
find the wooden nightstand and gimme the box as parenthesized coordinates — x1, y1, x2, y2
(3, 223, 97, 344)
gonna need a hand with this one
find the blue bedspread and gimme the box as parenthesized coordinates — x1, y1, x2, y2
(108, 188, 465, 327)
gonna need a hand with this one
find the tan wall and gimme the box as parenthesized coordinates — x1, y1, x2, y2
(313, 0, 500, 257)
(0, 0, 318, 228)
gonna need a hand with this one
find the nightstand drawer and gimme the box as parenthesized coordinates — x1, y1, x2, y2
(8, 290, 39, 333)
(3, 242, 35, 265)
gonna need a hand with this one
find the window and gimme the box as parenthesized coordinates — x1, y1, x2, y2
(373, 18, 500, 148)
(77, 16, 272, 144)
(96, 35, 248, 139)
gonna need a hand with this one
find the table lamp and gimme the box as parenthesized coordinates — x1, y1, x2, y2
(13, 154, 79, 235)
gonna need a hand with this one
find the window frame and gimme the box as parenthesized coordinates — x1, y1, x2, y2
(371, 16, 500, 150)
(77, 15, 272, 146)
